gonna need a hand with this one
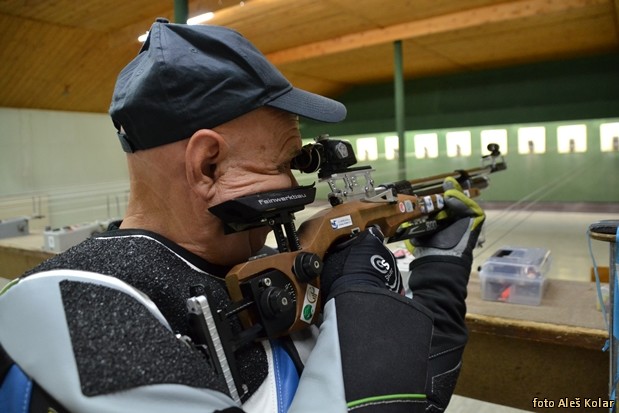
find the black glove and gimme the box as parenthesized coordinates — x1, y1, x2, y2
(407, 177, 485, 411)
(321, 226, 403, 300)
(410, 177, 485, 265)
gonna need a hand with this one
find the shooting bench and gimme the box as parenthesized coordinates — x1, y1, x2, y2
(0, 230, 54, 279)
(457, 276, 608, 412)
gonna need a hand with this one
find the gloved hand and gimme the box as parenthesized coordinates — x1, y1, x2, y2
(409, 177, 485, 264)
(321, 226, 403, 300)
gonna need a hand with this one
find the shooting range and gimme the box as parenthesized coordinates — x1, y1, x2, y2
(1, 1, 618, 412)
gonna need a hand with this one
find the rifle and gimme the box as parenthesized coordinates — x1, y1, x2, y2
(205, 135, 506, 341)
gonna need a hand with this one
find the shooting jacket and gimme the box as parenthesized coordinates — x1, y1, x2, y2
(0, 228, 470, 413)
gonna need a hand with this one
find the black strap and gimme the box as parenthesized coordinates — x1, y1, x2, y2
(277, 336, 304, 376)
(29, 382, 70, 413)
(0, 343, 13, 382)
(1, 343, 70, 413)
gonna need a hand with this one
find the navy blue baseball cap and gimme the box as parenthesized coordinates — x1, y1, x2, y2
(109, 19, 347, 153)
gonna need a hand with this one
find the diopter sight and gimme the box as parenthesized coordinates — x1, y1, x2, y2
(292, 135, 381, 206)
(291, 134, 359, 179)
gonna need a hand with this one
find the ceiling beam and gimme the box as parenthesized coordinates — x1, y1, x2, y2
(266, 0, 607, 65)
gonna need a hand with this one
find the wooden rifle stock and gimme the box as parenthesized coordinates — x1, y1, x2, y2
(225, 159, 500, 338)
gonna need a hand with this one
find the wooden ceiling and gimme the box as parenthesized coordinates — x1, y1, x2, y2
(0, 0, 617, 114)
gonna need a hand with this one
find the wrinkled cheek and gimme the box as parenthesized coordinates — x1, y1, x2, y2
(250, 226, 271, 254)
(216, 232, 255, 265)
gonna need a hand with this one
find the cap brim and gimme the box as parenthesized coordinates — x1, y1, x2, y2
(266, 87, 347, 123)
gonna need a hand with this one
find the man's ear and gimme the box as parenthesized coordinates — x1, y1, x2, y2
(185, 129, 228, 200)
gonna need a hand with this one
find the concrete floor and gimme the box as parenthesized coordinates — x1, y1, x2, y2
(447, 394, 532, 413)
(473, 209, 614, 283)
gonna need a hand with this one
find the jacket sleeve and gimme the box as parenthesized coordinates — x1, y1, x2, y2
(408, 255, 471, 412)
(0, 270, 242, 413)
(289, 285, 434, 413)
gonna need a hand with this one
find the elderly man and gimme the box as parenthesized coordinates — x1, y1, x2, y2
(0, 19, 483, 413)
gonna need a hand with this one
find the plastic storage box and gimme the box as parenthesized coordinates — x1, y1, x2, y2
(479, 246, 551, 306)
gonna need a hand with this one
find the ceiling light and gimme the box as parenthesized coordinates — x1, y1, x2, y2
(187, 12, 214, 25)
(137, 31, 149, 42)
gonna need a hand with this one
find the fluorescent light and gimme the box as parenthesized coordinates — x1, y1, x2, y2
(138, 31, 149, 42)
(187, 12, 214, 25)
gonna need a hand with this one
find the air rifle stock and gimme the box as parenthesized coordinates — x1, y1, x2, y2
(210, 137, 506, 340)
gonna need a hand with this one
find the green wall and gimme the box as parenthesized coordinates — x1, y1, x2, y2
(298, 53, 619, 204)
(295, 119, 619, 204)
